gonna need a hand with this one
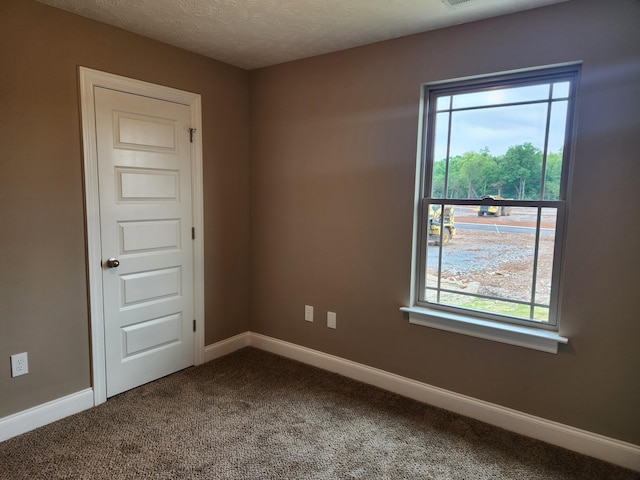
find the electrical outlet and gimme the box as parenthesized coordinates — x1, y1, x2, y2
(327, 311, 336, 329)
(305, 305, 314, 322)
(11, 352, 29, 377)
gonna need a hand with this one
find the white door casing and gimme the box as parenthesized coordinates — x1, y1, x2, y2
(80, 68, 205, 404)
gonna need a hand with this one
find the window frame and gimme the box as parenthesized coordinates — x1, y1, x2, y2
(405, 64, 580, 353)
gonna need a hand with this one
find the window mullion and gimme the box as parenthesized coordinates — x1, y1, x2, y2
(529, 207, 543, 319)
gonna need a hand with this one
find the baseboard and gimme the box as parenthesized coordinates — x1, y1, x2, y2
(249, 332, 640, 472)
(0, 388, 94, 443)
(203, 331, 251, 363)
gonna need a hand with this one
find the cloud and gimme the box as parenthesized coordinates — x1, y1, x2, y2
(433, 99, 568, 161)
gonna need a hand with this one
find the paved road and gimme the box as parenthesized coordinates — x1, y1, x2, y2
(456, 222, 554, 236)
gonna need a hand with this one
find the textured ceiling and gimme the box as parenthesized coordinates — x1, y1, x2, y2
(35, 0, 569, 70)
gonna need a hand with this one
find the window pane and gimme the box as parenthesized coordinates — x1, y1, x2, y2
(449, 102, 548, 157)
(451, 83, 550, 110)
(443, 103, 547, 199)
(436, 96, 451, 111)
(430, 112, 450, 197)
(534, 208, 558, 308)
(432, 112, 450, 162)
(547, 100, 568, 153)
(423, 206, 556, 322)
(533, 306, 550, 322)
(426, 288, 439, 303)
(543, 101, 568, 200)
(424, 203, 456, 299)
(552, 81, 570, 99)
(425, 206, 441, 292)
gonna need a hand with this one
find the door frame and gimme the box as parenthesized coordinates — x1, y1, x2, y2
(79, 67, 205, 405)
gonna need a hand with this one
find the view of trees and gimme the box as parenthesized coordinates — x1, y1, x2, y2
(431, 142, 563, 201)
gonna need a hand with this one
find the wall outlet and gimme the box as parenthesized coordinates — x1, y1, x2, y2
(305, 305, 314, 322)
(327, 311, 336, 329)
(10, 352, 29, 377)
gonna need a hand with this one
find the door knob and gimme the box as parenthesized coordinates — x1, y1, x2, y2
(106, 258, 120, 268)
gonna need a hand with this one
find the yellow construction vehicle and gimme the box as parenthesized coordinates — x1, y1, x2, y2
(476, 195, 512, 217)
(428, 205, 455, 245)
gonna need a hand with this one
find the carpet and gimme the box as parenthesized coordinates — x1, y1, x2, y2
(0, 347, 637, 479)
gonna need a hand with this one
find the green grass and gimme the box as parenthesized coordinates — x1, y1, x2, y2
(429, 289, 551, 322)
(454, 297, 548, 322)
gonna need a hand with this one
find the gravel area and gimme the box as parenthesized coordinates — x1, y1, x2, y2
(426, 214, 556, 305)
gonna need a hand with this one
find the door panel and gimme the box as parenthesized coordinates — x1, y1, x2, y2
(121, 313, 183, 357)
(118, 169, 179, 200)
(119, 220, 181, 253)
(120, 267, 182, 306)
(114, 112, 178, 151)
(95, 87, 194, 397)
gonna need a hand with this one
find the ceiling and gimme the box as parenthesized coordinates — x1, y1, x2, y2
(35, 0, 569, 70)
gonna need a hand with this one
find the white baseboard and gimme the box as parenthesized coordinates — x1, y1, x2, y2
(0, 388, 94, 443)
(203, 331, 251, 363)
(248, 332, 640, 472)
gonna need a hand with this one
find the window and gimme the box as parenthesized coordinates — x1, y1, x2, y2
(403, 65, 580, 353)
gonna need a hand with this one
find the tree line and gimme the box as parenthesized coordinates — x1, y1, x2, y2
(432, 142, 562, 201)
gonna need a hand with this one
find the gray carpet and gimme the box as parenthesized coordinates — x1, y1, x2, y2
(0, 347, 637, 479)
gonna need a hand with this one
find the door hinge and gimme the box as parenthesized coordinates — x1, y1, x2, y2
(189, 128, 197, 143)
(191, 227, 195, 240)
(193, 319, 196, 332)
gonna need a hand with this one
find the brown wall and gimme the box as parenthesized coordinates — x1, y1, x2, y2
(0, 0, 251, 417)
(249, 0, 640, 444)
(1, 0, 639, 447)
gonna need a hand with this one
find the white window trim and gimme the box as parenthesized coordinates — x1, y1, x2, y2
(403, 64, 580, 354)
(400, 306, 568, 354)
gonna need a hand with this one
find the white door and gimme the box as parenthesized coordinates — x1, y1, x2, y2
(94, 86, 194, 397)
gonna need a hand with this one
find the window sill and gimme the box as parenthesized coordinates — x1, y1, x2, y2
(399, 306, 568, 354)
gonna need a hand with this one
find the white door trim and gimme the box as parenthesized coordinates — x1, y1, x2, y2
(79, 67, 205, 406)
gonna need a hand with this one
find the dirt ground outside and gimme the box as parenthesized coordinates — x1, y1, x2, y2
(426, 207, 557, 319)
(455, 206, 557, 229)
